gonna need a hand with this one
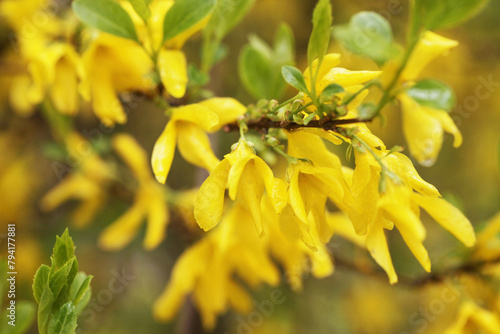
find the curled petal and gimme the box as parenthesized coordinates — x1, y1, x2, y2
(176, 122, 220, 172)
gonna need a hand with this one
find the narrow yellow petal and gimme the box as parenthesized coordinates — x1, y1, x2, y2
(194, 159, 231, 231)
(151, 121, 177, 184)
(366, 220, 398, 284)
(90, 69, 127, 126)
(413, 194, 476, 247)
(176, 122, 220, 172)
(51, 55, 79, 115)
(319, 68, 381, 91)
(158, 49, 187, 98)
(303, 53, 342, 90)
(143, 191, 169, 250)
(113, 134, 151, 182)
(227, 281, 252, 314)
(227, 155, 253, 200)
(200, 98, 247, 132)
(171, 103, 219, 131)
(99, 204, 144, 251)
(237, 162, 265, 235)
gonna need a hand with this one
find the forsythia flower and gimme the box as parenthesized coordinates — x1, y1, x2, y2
(384, 31, 462, 166)
(473, 211, 500, 261)
(303, 53, 381, 111)
(350, 143, 475, 283)
(99, 134, 168, 251)
(152, 98, 246, 184)
(194, 139, 287, 234)
(154, 204, 280, 330)
(40, 132, 114, 228)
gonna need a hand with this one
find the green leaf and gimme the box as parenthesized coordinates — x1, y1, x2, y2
(72, 275, 93, 307)
(51, 228, 75, 271)
(307, 0, 332, 67)
(357, 102, 377, 120)
(416, 0, 489, 30)
(33, 265, 51, 303)
(188, 64, 210, 87)
(52, 258, 79, 311)
(38, 283, 54, 334)
(47, 302, 77, 334)
(49, 258, 76, 301)
(239, 45, 271, 99)
(281, 65, 310, 94)
(406, 79, 456, 111)
(320, 83, 344, 100)
(333, 11, 401, 66)
(72, 0, 139, 42)
(163, 0, 215, 43)
(303, 113, 317, 126)
(127, 0, 151, 23)
(202, 0, 255, 70)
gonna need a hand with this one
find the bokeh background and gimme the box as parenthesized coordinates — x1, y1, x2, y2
(0, 0, 499, 333)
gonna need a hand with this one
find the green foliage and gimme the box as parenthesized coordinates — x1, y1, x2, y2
(357, 102, 378, 121)
(281, 65, 309, 95)
(127, 0, 151, 23)
(72, 0, 139, 42)
(162, 0, 215, 43)
(239, 24, 295, 100)
(32, 229, 92, 334)
(406, 79, 456, 112)
(203, 0, 256, 70)
(333, 11, 401, 66)
(0, 261, 36, 334)
(319, 83, 344, 101)
(307, 0, 332, 68)
(415, 0, 489, 30)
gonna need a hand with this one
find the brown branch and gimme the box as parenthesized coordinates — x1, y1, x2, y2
(224, 117, 368, 133)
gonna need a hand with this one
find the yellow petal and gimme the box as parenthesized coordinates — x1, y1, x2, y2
(287, 130, 342, 169)
(412, 194, 476, 247)
(194, 159, 231, 231)
(151, 121, 177, 184)
(176, 122, 220, 172)
(237, 162, 266, 235)
(171, 103, 219, 131)
(366, 219, 398, 284)
(143, 189, 169, 250)
(99, 203, 144, 251)
(318, 68, 381, 90)
(227, 155, 253, 200)
(158, 49, 187, 98)
(328, 212, 366, 248)
(303, 53, 342, 89)
(90, 68, 127, 126)
(200, 98, 247, 132)
(113, 134, 151, 182)
(39, 174, 100, 211)
(51, 54, 79, 115)
(403, 31, 458, 81)
(227, 280, 252, 314)
(164, 14, 211, 49)
(288, 168, 309, 223)
(71, 195, 105, 229)
(10, 75, 36, 116)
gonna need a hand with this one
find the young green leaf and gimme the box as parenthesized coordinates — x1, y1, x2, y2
(52, 228, 75, 270)
(333, 11, 401, 66)
(320, 83, 344, 100)
(33, 265, 51, 303)
(281, 65, 310, 94)
(72, 274, 93, 307)
(47, 302, 77, 334)
(416, 0, 489, 30)
(358, 102, 377, 120)
(307, 0, 332, 68)
(72, 0, 139, 42)
(163, 0, 215, 43)
(303, 113, 317, 125)
(127, 0, 151, 23)
(37, 283, 54, 334)
(406, 79, 456, 112)
(239, 45, 271, 99)
(49, 258, 77, 301)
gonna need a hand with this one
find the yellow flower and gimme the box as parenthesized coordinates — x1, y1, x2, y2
(286, 130, 352, 249)
(154, 204, 279, 330)
(399, 93, 462, 166)
(473, 211, 500, 261)
(99, 134, 169, 251)
(40, 132, 113, 228)
(350, 145, 475, 283)
(383, 31, 461, 166)
(194, 139, 287, 234)
(121, 0, 211, 98)
(302, 53, 381, 111)
(152, 98, 246, 184)
(444, 300, 500, 334)
(80, 33, 155, 126)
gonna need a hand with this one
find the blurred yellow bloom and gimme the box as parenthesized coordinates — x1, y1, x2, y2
(80, 33, 155, 126)
(444, 300, 500, 334)
(99, 134, 168, 251)
(194, 139, 286, 234)
(473, 211, 500, 261)
(40, 132, 114, 228)
(154, 204, 279, 330)
(152, 98, 246, 184)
